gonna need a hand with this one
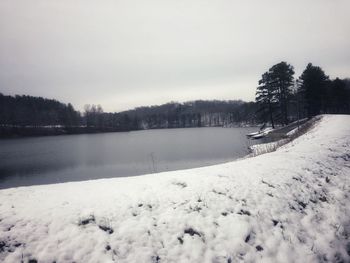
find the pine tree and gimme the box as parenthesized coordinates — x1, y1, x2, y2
(256, 62, 294, 127)
(256, 72, 278, 128)
(328, 78, 349, 113)
(298, 63, 329, 117)
(268, 62, 295, 125)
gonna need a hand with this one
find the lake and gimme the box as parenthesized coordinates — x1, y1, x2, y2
(0, 127, 259, 188)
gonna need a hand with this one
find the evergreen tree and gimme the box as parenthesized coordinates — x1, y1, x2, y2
(328, 78, 350, 113)
(268, 62, 295, 125)
(256, 72, 278, 128)
(256, 62, 294, 127)
(298, 63, 329, 117)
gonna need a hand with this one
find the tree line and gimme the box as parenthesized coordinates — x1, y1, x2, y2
(0, 94, 259, 135)
(0, 94, 80, 127)
(1, 61, 349, 136)
(256, 62, 350, 128)
(83, 100, 258, 130)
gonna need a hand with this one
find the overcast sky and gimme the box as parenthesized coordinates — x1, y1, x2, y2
(1, 0, 349, 112)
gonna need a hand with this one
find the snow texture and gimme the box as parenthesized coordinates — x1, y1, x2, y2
(0, 115, 349, 263)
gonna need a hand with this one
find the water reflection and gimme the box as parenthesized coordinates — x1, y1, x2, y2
(0, 127, 258, 189)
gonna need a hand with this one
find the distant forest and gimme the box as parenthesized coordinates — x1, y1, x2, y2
(1, 62, 350, 137)
(0, 95, 258, 134)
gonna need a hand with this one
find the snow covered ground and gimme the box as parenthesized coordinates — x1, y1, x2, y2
(0, 115, 349, 263)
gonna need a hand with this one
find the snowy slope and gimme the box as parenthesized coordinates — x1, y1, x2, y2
(0, 115, 349, 263)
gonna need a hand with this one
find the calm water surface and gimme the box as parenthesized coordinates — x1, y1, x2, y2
(0, 127, 259, 188)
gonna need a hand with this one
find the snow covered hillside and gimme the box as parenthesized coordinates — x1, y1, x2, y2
(0, 115, 349, 263)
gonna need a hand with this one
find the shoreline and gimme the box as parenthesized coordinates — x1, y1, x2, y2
(0, 124, 261, 139)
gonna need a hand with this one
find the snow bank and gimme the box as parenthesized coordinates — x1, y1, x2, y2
(0, 115, 349, 263)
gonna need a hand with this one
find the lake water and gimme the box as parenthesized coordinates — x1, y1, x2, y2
(0, 127, 259, 189)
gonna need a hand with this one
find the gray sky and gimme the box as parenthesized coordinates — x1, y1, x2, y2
(1, 0, 349, 112)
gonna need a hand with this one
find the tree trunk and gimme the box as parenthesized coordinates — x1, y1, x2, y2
(268, 101, 275, 128)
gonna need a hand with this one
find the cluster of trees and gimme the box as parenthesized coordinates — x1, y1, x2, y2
(256, 62, 350, 127)
(0, 93, 81, 127)
(83, 100, 259, 130)
(0, 94, 259, 132)
(298, 65, 350, 116)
